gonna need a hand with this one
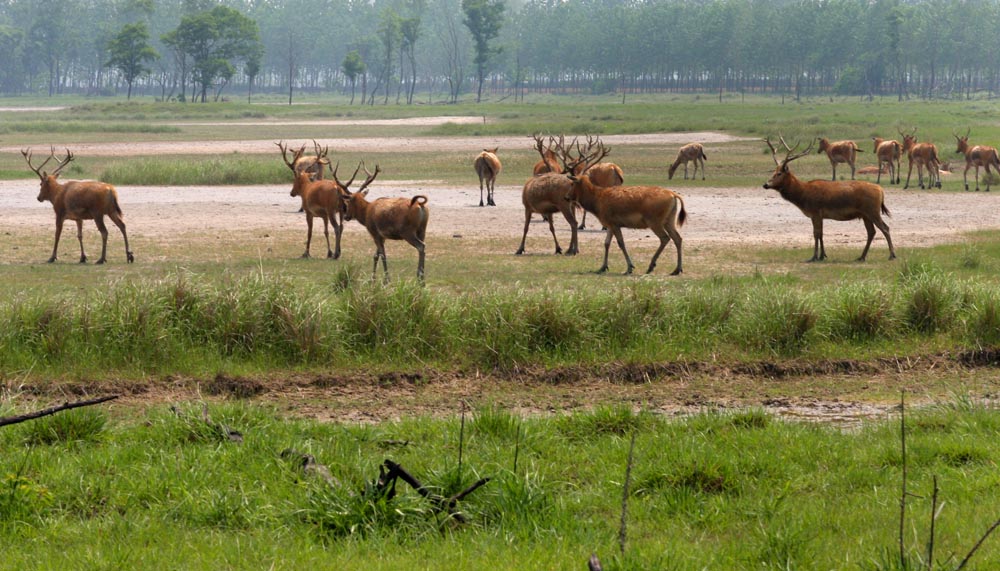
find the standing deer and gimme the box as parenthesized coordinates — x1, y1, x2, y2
(763, 137, 895, 262)
(574, 153, 625, 230)
(667, 143, 707, 180)
(900, 128, 942, 189)
(473, 147, 501, 206)
(561, 138, 686, 275)
(816, 138, 862, 180)
(953, 128, 1000, 192)
(23, 147, 134, 265)
(280, 144, 346, 259)
(872, 137, 902, 185)
(531, 134, 562, 175)
(277, 140, 330, 212)
(339, 164, 430, 283)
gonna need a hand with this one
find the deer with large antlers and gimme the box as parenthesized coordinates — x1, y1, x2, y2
(531, 134, 562, 176)
(816, 138, 863, 181)
(667, 143, 707, 180)
(872, 137, 902, 185)
(473, 147, 501, 206)
(531, 134, 624, 230)
(763, 137, 895, 262)
(23, 147, 134, 264)
(561, 137, 686, 275)
(277, 140, 330, 212)
(953, 128, 1000, 192)
(282, 144, 346, 259)
(899, 128, 942, 190)
(338, 164, 430, 284)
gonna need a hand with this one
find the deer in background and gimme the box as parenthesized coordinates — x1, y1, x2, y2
(871, 137, 902, 185)
(899, 128, 942, 189)
(561, 137, 686, 275)
(282, 145, 345, 259)
(277, 140, 330, 212)
(23, 147, 134, 265)
(816, 138, 862, 180)
(953, 128, 1000, 192)
(338, 164, 430, 284)
(531, 134, 562, 175)
(473, 147, 501, 206)
(763, 137, 895, 262)
(667, 143, 706, 180)
(534, 134, 624, 230)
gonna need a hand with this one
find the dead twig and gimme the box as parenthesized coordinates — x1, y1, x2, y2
(0, 395, 119, 428)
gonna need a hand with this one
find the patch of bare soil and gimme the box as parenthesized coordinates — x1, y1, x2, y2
(8, 351, 1000, 426)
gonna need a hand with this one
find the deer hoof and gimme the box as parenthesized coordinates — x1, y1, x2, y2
(514, 249, 524, 256)
(96, 258, 106, 265)
(554, 247, 562, 255)
(301, 252, 310, 259)
(79, 256, 88, 264)
(126, 252, 135, 264)
(670, 268, 683, 276)
(47, 257, 57, 263)
(596, 267, 608, 274)
(624, 267, 634, 275)
(479, 201, 484, 207)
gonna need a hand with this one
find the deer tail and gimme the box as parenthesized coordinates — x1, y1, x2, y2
(110, 188, 123, 217)
(676, 195, 687, 227)
(701, 150, 708, 160)
(881, 200, 891, 218)
(411, 195, 428, 207)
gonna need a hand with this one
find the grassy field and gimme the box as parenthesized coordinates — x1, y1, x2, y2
(3, 94, 1000, 569)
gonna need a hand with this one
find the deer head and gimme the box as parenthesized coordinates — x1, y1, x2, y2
(953, 128, 971, 153)
(340, 162, 382, 222)
(763, 136, 814, 189)
(22, 147, 73, 203)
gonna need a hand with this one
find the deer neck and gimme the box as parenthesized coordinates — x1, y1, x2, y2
(42, 178, 66, 208)
(351, 194, 371, 225)
(573, 177, 599, 213)
(774, 172, 809, 204)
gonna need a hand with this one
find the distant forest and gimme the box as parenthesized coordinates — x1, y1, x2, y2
(1, 0, 998, 102)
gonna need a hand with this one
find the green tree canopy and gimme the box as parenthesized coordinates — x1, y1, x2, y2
(462, 0, 504, 102)
(106, 22, 159, 100)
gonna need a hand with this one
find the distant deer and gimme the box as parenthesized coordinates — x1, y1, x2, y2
(531, 134, 562, 175)
(339, 164, 430, 283)
(899, 128, 941, 189)
(561, 137, 686, 275)
(816, 138, 862, 180)
(872, 137, 902, 185)
(667, 143, 706, 180)
(281, 145, 346, 259)
(277, 140, 330, 212)
(953, 128, 1000, 192)
(763, 137, 895, 262)
(473, 147, 501, 206)
(23, 147, 134, 264)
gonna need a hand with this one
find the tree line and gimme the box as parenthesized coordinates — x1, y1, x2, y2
(1, 0, 999, 103)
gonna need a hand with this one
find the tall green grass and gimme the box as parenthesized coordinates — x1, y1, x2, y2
(1, 262, 998, 378)
(100, 156, 290, 185)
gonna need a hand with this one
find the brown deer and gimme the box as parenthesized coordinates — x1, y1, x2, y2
(575, 155, 625, 230)
(338, 164, 430, 283)
(515, 172, 579, 256)
(561, 138, 686, 275)
(872, 137, 902, 185)
(281, 144, 346, 259)
(763, 137, 895, 262)
(473, 147, 501, 206)
(899, 128, 942, 189)
(816, 138, 862, 180)
(277, 140, 330, 212)
(23, 147, 134, 265)
(667, 143, 707, 180)
(531, 134, 562, 175)
(953, 128, 1000, 192)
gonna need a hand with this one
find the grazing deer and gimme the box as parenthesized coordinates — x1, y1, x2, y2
(763, 137, 895, 262)
(561, 138, 686, 275)
(277, 140, 330, 212)
(23, 147, 134, 265)
(899, 128, 942, 189)
(667, 143, 707, 180)
(473, 147, 501, 206)
(953, 128, 1000, 192)
(338, 164, 430, 283)
(816, 138, 862, 181)
(872, 137, 902, 185)
(282, 145, 345, 259)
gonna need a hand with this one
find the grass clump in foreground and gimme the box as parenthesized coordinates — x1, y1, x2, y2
(1, 401, 999, 569)
(2, 260, 1000, 378)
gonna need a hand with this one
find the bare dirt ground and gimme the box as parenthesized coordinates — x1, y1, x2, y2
(4, 129, 1000, 423)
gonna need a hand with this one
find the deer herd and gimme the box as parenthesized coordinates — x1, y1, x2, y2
(17, 125, 994, 280)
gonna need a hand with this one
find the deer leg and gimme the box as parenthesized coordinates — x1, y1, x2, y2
(975, 165, 981, 191)
(873, 217, 896, 260)
(94, 216, 110, 265)
(597, 228, 613, 273)
(546, 215, 563, 255)
(108, 209, 133, 263)
(934, 163, 941, 188)
(405, 235, 427, 284)
(515, 209, 533, 255)
(321, 215, 334, 258)
(876, 160, 883, 184)
(666, 216, 683, 275)
(964, 163, 971, 191)
(487, 178, 496, 206)
(75, 220, 87, 263)
(858, 219, 876, 262)
(646, 224, 671, 275)
(808, 217, 825, 262)
(700, 157, 705, 180)
(895, 159, 901, 184)
(578, 205, 587, 230)
(917, 163, 925, 189)
(302, 213, 314, 258)
(478, 176, 485, 207)
(684, 161, 689, 180)
(850, 159, 855, 180)
(904, 160, 914, 189)
(612, 228, 635, 275)
(563, 205, 579, 256)
(831, 162, 836, 181)
(49, 216, 65, 263)
(332, 215, 343, 260)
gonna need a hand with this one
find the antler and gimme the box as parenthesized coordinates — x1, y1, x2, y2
(330, 161, 361, 190)
(357, 162, 382, 193)
(764, 136, 813, 167)
(557, 134, 610, 175)
(50, 147, 74, 177)
(276, 141, 305, 171)
(312, 139, 330, 165)
(21, 147, 55, 179)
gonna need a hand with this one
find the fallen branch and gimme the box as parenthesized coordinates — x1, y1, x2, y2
(0, 395, 120, 428)
(378, 459, 490, 524)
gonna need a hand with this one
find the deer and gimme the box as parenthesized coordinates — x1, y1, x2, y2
(277, 140, 330, 212)
(667, 143, 707, 180)
(899, 128, 942, 190)
(763, 137, 895, 263)
(533, 134, 624, 230)
(283, 145, 345, 259)
(473, 147, 501, 206)
(872, 137, 902, 185)
(338, 163, 430, 284)
(22, 147, 134, 265)
(561, 138, 686, 276)
(531, 134, 562, 176)
(816, 138, 863, 181)
(953, 128, 1000, 192)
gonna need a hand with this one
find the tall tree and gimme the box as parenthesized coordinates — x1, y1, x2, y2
(106, 22, 159, 100)
(342, 50, 365, 105)
(462, 0, 504, 103)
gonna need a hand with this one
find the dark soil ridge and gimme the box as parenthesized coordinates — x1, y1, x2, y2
(7, 347, 1000, 400)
